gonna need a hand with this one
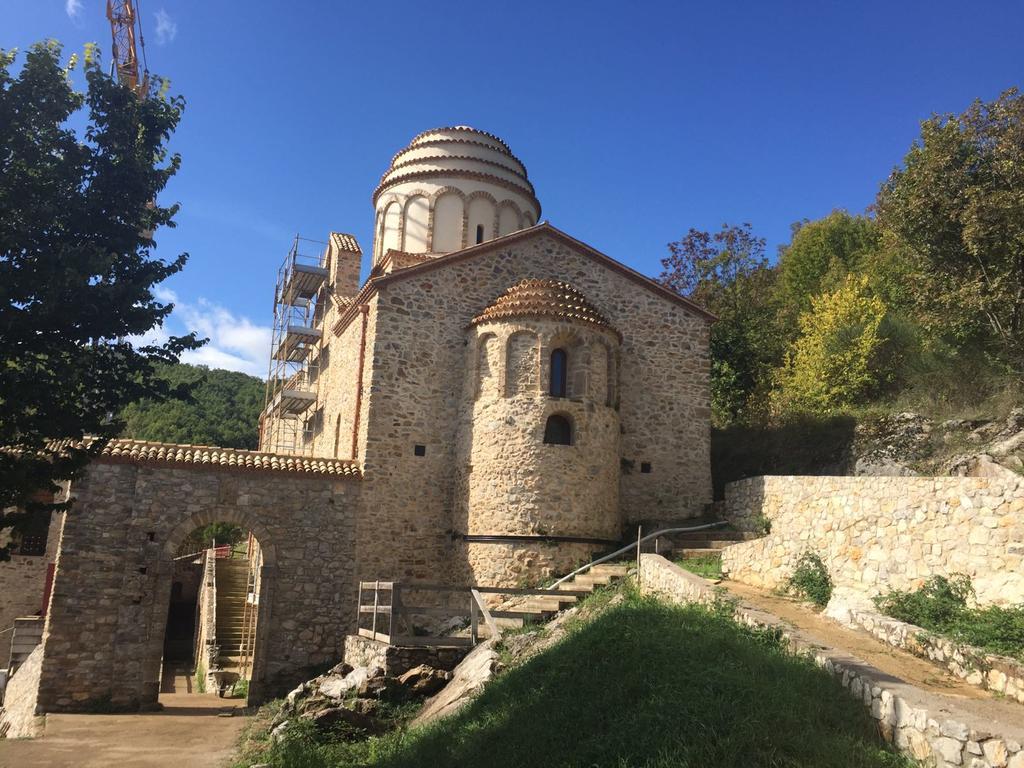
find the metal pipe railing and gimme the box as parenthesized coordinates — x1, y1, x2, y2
(546, 521, 729, 589)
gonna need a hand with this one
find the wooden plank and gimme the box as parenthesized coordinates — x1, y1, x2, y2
(396, 584, 590, 598)
(471, 588, 500, 640)
(490, 610, 552, 621)
(359, 581, 395, 589)
(357, 628, 392, 644)
(387, 635, 474, 648)
(358, 605, 394, 614)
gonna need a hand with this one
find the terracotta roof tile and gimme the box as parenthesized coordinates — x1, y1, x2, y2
(52, 438, 362, 478)
(471, 279, 617, 335)
(330, 232, 361, 253)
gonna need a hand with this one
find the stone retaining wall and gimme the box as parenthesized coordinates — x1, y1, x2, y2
(828, 603, 1024, 706)
(0, 643, 44, 738)
(639, 554, 1024, 768)
(343, 634, 468, 677)
(721, 475, 1024, 606)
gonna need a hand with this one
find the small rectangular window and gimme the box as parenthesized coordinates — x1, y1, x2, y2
(414, 444, 426, 457)
(641, 462, 652, 474)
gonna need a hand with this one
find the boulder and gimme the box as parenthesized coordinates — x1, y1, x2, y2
(356, 674, 406, 702)
(396, 664, 452, 696)
(303, 705, 385, 738)
(319, 665, 382, 699)
(853, 456, 916, 477)
(413, 640, 500, 726)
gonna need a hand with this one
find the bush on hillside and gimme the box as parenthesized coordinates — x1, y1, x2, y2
(873, 575, 1024, 660)
(787, 552, 833, 607)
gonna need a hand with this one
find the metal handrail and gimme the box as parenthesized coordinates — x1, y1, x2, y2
(546, 521, 729, 589)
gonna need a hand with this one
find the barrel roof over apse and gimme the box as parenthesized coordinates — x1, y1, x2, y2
(471, 279, 619, 337)
(373, 126, 541, 214)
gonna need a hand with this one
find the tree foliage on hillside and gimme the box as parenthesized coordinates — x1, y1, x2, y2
(663, 88, 1023, 426)
(121, 363, 264, 449)
(660, 224, 781, 423)
(875, 88, 1024, 370)
(0, 42, 200, 558)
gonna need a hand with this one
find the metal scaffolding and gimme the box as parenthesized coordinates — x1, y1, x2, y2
(261, 236, 328, 455)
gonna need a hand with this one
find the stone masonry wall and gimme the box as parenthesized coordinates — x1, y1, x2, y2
(0, 643, 44, 738)
(343, 634, 467, 676)
(35, 460, 360, 711)
(0, 555, 48, 666)
(348, 231, 711, 591)
(721, 475, 1024, 606)
(640, 554, 1024, 768)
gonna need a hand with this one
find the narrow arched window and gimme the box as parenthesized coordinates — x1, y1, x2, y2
(475, 224, 485, 244)
(550, 348, 568, 397)
(544, 414, 572, 445)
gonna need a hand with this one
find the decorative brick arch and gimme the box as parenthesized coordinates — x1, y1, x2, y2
(428, 186, 466, 251)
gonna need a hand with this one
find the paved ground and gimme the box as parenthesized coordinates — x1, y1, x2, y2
(0, 678, 248, 768)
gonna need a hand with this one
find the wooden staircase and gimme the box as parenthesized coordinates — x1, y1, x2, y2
(214, 559, 250, 672)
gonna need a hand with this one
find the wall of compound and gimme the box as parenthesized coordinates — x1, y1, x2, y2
(720, 475, 1024, 606)
(34, 461, 360, 712)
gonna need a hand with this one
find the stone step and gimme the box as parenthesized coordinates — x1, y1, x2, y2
(589, 564, 630, 576)
(674, 548, 723, 559)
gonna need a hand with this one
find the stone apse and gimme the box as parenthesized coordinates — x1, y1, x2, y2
(33, 442, 361, 710)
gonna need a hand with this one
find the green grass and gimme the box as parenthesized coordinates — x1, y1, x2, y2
(675, 555, 723, 579)
(874, 575, 1024, 661)
(242, 592, 912, 768)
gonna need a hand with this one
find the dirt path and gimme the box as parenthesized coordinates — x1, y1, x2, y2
(723, 581, 990, 699)
(0, 691, 248, 768)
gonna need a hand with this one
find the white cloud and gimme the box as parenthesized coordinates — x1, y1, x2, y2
(138, 289, 271, 377)
(154, 9, 178, 45)
(65, 0, 83, 18)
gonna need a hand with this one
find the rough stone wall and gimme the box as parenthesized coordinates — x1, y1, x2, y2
(343, 634, 467, 676)
(348, 231, 710, 590)
(309, 308, 368, 461)
(34, 460, 360, 711)
(721, 475, 1024, 606)
(831, 603, 1024, 705)
(0, 643, 44, 738)
(0, 556, 48, 665)
(194, 551, 218, 683)
(454, 318, 621, 585)
(639, 554, 1024, 768)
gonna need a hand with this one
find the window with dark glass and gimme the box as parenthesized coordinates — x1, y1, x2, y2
(544, 414, 572, 445)
(550, 348, 568, 397)
(476, 224, 485, 244)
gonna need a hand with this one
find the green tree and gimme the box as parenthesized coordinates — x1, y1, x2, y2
(772, 275, 888, 415)
(0, 42, 201, 558)
(660, 224, 781, 424)
(775, 211, 879, 334)
(875, 88, 1024, 371)
(121, 363, 265, 449)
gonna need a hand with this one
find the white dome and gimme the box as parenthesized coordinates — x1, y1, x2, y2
(372, 127, 541, 264)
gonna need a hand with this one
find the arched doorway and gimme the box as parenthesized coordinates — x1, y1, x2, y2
(156, 515, 276, 706)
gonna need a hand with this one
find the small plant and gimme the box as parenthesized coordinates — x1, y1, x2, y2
(231, 677, 249, 700)
(786, 552, 833, 607)
(194, 661, 207, 694)
(874, 574, 1024, 660)
(753, 514, 772, 535)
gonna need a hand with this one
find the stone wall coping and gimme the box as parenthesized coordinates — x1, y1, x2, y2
(90, 438, 362, 478)
(639, 554, 1024, 766)
(831, 602, 1024, 706)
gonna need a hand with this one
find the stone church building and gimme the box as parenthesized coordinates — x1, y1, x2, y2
(2, 127, 713, 716)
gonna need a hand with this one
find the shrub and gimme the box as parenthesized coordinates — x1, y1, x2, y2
(873, 575, 1024, 660)
(787, 552, 833, 607)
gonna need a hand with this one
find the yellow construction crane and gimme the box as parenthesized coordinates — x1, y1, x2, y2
(106, 0, 150, 98)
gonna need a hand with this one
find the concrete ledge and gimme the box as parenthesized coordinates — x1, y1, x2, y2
(828, 601, 1024, 707)
(639, 554, 1024, 768)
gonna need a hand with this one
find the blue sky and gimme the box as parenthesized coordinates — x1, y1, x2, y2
(6, 1, 1023, 375)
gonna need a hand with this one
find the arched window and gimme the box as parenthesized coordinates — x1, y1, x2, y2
(544, 414, 572, 445)
(550, 348, 568, 397)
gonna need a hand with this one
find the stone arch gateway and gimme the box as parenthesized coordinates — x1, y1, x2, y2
(32, 444, 361, 711)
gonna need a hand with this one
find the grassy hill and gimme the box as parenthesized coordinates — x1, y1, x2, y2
(236, 589, 910, 768)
